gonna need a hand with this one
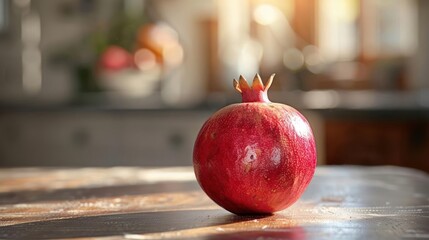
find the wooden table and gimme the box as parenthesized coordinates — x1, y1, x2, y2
(0, 166, 428, 239)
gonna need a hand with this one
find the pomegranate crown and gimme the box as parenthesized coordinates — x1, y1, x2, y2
(233, 73, 275, 103)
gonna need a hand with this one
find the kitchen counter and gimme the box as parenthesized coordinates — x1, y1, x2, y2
(1, 90, 429, 168)
(2, 90, 429, 115)
(0, 166, 428, 239)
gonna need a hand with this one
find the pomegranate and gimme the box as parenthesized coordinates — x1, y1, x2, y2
(193, 74, 317, 215)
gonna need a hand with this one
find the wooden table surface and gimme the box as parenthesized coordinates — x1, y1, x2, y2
(0, 166, 428, 240)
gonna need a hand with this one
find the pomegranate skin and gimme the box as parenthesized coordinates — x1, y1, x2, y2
(193, 75, 316, 215)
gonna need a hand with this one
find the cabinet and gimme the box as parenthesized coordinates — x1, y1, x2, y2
(0, 110, 211, 167)
(326, 119, 429, 173)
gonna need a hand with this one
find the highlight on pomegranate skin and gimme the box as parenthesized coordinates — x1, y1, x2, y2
(193, 74, 317, 215)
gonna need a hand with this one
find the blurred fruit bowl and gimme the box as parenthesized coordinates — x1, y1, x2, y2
(97, 66, 162, 98)
(95, 21, 184, 98)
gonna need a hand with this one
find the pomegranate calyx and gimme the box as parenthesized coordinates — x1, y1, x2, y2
(233, 73, 275, 103)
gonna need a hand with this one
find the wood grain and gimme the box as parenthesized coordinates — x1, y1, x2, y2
(0, 166, 428, 239)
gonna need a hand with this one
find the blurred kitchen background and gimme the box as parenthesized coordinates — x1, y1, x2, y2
(0, 0, 428, 172)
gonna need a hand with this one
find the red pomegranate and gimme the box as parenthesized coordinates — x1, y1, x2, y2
(193, 74, 317, 215)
